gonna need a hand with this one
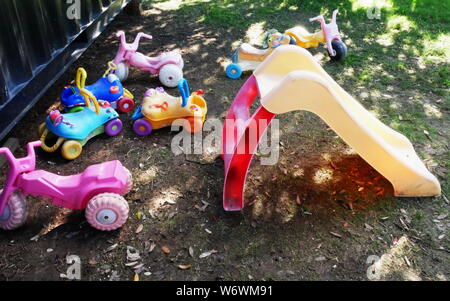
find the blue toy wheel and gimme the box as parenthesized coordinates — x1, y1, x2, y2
(226, 63, 242, 79)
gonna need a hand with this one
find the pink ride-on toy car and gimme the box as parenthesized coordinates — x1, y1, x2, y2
(0, 141, 132, 231)
(111, 30, 184, 88)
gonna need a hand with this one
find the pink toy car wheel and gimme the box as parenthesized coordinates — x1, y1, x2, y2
(105, 118, 123, 136)
(133, 118, 153, 136)
(0, 190, 27, 230)
(117, 97, 134, 113)
(85, 193, 129, 231)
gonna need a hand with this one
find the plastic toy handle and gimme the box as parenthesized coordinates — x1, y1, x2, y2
(309, 15, 324, 22)
(75, 67, 87, 89)
(26, 141, 42, 158)
(177, 78, 190, 107)
(0, 146, 15, 166)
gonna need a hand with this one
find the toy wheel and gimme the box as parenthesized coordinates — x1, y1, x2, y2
(61, 140, 82, 160)
(117, 97, 134, 113)
(38, 122, 47, 137)
(0, 190, 27, 230)
(85, 193, 129, 231)
(114, 62, 129, 82)
(122, 167, 133, 195)
(105, 118, 123, 136)
(68, 106, 84, 113)
(133, 118, 153, 136)
(184, 117, 204, 134)
(330, 40, 347, 62)
(159, 64, 183, 88)
(226, 63, 242, 79)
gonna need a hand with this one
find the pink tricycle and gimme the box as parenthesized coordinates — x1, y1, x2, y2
(111, 30, 184, 87)
(0, 141, 132, 231)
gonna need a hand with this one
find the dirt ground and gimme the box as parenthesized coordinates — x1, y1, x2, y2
(0, 3, 449, 281)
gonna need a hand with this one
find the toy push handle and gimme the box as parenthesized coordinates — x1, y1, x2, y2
(177, 78, 190, 107)
(26, 141, 41, 161)
(0, 146, 16, 166)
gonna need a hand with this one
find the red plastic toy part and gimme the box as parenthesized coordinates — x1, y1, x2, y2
(221, 75, 275, 211)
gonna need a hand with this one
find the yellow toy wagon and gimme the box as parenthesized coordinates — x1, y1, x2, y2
(132, 79, 207, 135)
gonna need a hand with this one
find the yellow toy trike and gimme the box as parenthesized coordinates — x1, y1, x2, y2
(225, 9, 347, 79)
(131, 79, 207, 135)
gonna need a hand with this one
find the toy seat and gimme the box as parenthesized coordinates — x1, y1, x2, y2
(141, 90, 205, 122)
(285, 27, 324, 48)
(237, 43, 272, 62)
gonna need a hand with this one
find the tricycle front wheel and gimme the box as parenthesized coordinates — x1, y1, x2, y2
(114, 62, 129, 82)
(159, 64, 183, 88)
(330, 40, 347, 62)
(85, 193, 129, 231)
(0, 190, 27, 230)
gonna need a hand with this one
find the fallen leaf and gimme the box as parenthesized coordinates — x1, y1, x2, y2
(189, 246, 194, 257)
(358, 187, 364, 192)
(296, 195, 301, 205)
(89, 260, 97, 265)
(135, 224, 144, 234)
(30, 234, 40, 242)
(199, 250, 218, 258)
(178, 264, 192, 270)
(364, 223, 373, 231)
(149, 242, 156, 253)
(133, 263, 144, 271)
(330, 232, 342, 238)
(404, 256, 411, 267)
(205, 228, 212, 234)
(136, 211, 143, 220)
(161, 246, 171, 254)
(437, 214, 448, 220)
(104, 243, 118, 253)
(133, 273, 139, 281)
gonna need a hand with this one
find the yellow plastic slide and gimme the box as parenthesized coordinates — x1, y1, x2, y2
(254, 45, 440, 197)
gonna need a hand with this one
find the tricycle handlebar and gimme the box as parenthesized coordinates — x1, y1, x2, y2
(26, 141, 41, 160)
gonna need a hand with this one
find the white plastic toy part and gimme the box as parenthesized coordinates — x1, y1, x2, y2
(254, 45, 441, 197)
(159, 64, 183, 87)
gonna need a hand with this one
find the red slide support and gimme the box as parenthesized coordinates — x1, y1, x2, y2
(221, 75, 275, 211)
